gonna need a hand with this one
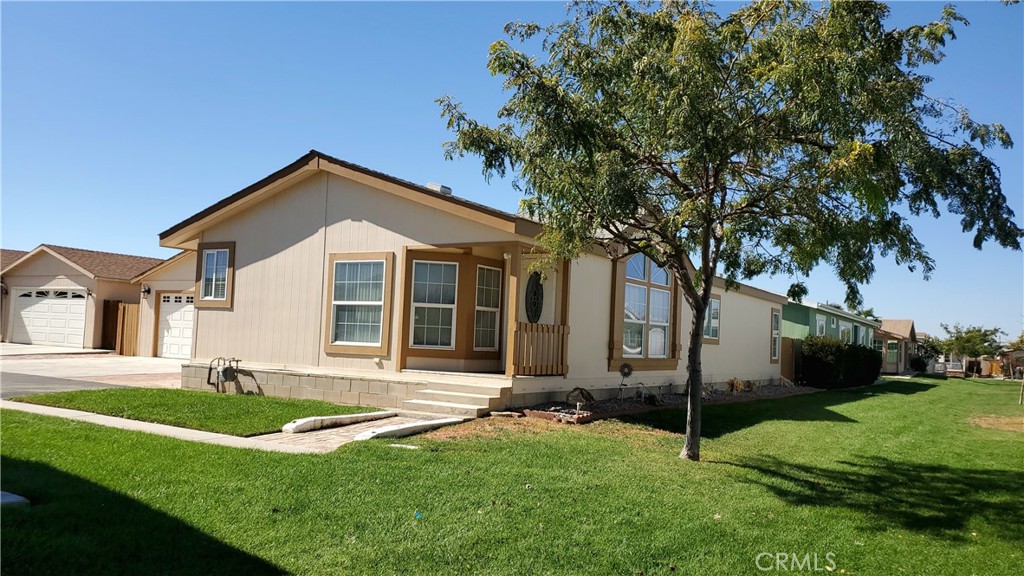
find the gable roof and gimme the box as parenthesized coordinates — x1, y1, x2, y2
(159, 150, 541, 248)
(1, 249, 28, 269)
(131, 250, 192, 283)
(880, 319, 916, 341)
(1, 245, 163, 282)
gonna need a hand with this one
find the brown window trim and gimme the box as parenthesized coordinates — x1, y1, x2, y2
(323, 252, 394, 357)
(769, 307, 781, 364)
(194, 241, 235, 310)
(400, 250, 503, 362)
(702, 294, 722, 345)
(608, 253, 681, 372)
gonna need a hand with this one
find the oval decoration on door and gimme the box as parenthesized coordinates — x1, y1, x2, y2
(525, 271, 544, 323)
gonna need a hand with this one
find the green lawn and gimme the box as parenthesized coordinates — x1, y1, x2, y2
(2, 377, 1021, 575)
(10, 388, 376, 437)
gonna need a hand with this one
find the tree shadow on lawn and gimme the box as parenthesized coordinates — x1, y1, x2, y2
(719, 454, 1024, 543)
(618, 380, 937, 439)
(0, 456, 284, 576)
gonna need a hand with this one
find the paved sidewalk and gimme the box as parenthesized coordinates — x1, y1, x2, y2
(253, 416, 425, 452)
(0, 400, 320, 454)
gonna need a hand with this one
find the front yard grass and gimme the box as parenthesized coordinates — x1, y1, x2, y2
(2, 377, 1022, 575)
(10, 388, 375, 437)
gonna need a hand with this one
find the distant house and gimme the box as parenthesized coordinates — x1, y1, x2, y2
(875, 319, 918, 374)
(1, 245, 161, 348)
(155, 150, 789, 415)
(782, 300, 880, 347)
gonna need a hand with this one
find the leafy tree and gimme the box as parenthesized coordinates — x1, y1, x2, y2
(1007, 331, 1024, 351)
(941, 323, 1005, 374)
(439, 0, 1023, 460)
(916, 334, 944, 362)
(850, 306, 880, 322)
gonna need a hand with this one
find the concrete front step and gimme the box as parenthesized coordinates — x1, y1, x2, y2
(402, 399, 491, 418)
(415, 389, 504, 408)
(417, 380, 511, 398)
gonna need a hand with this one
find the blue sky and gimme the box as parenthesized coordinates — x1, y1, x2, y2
(2, 1, 1021, 339)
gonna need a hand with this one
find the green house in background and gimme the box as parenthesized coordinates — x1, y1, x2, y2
(781, 300, 881, 347)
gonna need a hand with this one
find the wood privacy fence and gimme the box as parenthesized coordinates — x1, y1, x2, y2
(781, 337, 802, 383)
(102, 300, 139, 355)
(512, 322, 569, 376)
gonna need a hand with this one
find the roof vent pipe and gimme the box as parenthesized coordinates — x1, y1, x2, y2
(426, 182, 452, 195)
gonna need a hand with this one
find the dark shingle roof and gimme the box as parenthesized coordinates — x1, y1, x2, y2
(41, 245, 163, 281)
(1, 249, 29, 268)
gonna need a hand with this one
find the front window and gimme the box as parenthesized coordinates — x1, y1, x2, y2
(331, 260, 385, 346)
(873, 339, 883, 352)
(770, 309, 781, 361)
(474, 265, 502, 351)
(201, 249, 229, 300)
(839, 321, 852, 344)
(816, 317, 826, 336)
(622, 253, 671, 358)
(703, 297, 721, 340)
(411, 261, 457, 348)
(887, 341, 898, 363)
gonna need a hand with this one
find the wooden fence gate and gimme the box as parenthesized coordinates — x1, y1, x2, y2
(781, 337, 802, 383)
(102, 300, 140, 355)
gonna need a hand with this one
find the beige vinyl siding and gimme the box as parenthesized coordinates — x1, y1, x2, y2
(514, 253, 784, 396)
(136, 253, 196, 357)
(192, 171, 527, 373)
(697, 289, 782, 385)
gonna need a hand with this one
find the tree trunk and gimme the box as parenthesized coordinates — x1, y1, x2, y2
(681, 313, 705, 461)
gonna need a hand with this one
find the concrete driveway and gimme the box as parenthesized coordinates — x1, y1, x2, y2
(0, 344, 184, 399)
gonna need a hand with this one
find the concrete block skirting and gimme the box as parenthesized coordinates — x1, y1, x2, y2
(506, 377, 781, 409)
(179, 364, 429, 411)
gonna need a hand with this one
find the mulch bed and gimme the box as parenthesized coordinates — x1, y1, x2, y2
(519, 384, 820, 424)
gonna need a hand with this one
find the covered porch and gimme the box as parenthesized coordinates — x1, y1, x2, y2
(395, 242, 570, 378)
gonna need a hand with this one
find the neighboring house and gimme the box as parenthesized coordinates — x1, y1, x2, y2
(1, 245, 161, 349)
(0, 249, 29, 341)
(131, 251, 196, 359)
(159, 150, 788, 415)
(875, 319, 918, 374)
(782, 300, 880, 347)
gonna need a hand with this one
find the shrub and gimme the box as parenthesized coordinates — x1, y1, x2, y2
(800, 335, 846, 388)
(909, 355, 928, 372)
(800, 336, 882, 389)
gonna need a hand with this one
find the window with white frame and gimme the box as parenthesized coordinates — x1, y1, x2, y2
(771, 309, 781, 361)
(474, 265, 502, 350)
(703, 297, 721, 340)
(411, 261, 457, 348)
(622, 253, 671, 358)
(816, 316, 826, 336)
(331, 260, 385, 346)
(839, 321, 853, 344)
(201, 248, 229, 300)
(887, 341, 898, 363)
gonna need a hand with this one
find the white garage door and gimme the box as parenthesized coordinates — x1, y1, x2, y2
(10, 288, 88, 347)
(158, 294, 194, 359)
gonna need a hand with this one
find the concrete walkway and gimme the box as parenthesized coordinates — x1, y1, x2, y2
(0, 400, 320, 454)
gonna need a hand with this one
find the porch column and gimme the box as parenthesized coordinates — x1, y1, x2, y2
(504, 247, 521, 377)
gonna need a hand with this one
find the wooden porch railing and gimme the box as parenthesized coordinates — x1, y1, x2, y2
(513, 322, 569, 376)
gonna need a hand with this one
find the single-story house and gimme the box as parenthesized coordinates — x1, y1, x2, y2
(1, 245, 161, 348)
(131, 251, 197, 359)
(158, 150, 789, 416)
(0, 249, 29, 341)
(875, 319, 918, 374)
(781, 300, 881, 347)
